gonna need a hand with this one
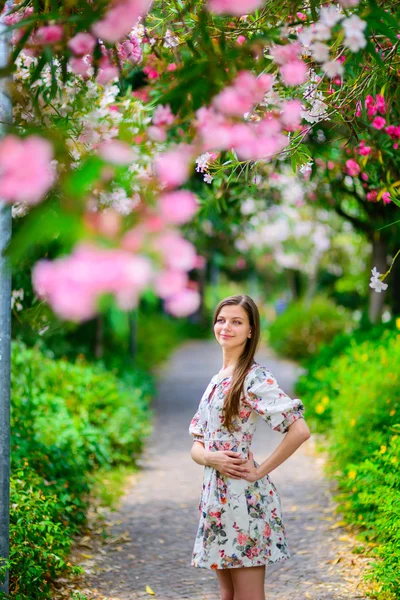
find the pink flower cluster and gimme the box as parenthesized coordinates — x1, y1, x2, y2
(194, 71, 302, 161)
(148, 104, 175, 142)
(0, 135, 55, 205)
(33, 244, 152, 321)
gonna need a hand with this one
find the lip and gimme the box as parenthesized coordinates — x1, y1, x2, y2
(220, 334, 233, 338)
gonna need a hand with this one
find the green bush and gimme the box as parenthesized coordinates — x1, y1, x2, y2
(297, 328, 400, 599)
(268, 296, 352, 361)
(1, 340, 154, 599)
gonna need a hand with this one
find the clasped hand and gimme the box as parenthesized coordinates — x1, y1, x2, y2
(205, 449, 260, 482)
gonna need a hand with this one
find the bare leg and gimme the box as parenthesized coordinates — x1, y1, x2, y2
(231, 565, 266, 600)
(216, 568, 235, 600)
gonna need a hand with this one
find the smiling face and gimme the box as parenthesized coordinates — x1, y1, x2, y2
(214, 304, 252, 350)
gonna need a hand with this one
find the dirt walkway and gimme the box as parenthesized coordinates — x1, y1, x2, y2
(68, 340, 371, 600)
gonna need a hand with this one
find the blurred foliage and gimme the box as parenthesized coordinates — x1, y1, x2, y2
(267, 295, 352, 361)
(296, 325, 400, 599)
(0, 340, 154, 599)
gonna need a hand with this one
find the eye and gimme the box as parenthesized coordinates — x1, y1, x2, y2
(234, 320, 242, 324)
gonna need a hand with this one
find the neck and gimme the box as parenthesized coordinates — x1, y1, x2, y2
(221, 346, 244, 370)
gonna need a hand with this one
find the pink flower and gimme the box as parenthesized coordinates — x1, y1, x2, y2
(280, 60, 308, 86)
(154, 270, 188, 299)
(119, 38, 142, 63)
(98, 140, 134, 164)
(35, 25, 63, 45)
(167, 63, 177, 71)
(152, 104, 174, 127)
(207, 0, 264, 16)
(96, 56, 119, 84)
(237, 35, 246, 45)
(270, 42, 301, 65)
(158, 190, 198, 224)
(382, 191, 391, 204)
(68, 33, 96, 56)
(213, 71, 273, 117)
(69, 57, 91, 76)
(365, 95, 377, 118)
(164, 288, 201, 317)
(92, 0, 152, 43)
(375, 94, 386, 114)
(0, 135, 54, 204)
(32, 244, 153, 322)
(371, 116, 386, 130)
(358, 140, 371, 156)
(366, 190, 378, 202)
(361, 172, 368, 181)
(147, 126, 167, 142)
(154, 232, 197, 271)
(385, 125, 400, 140)
(237, 532, 249, 545)
(280, 99, 302, 130)
(154, 145, 193, 189)
(345, 159, 360, 177)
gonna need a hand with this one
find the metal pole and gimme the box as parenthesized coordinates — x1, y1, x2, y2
(0, 3, 13, 594)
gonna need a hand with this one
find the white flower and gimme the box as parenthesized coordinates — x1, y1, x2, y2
(297, 26, 314, 47)
(164, 29, 179, 48)
(342, 15, 367, 33)
(310, 42, 330, 62)
(319, 5, 343, 27)
(195, 152, 212, 173)
(241, 198, 257, 215)
(369, 267, 388, 293)
(322, 59, 344, 78)
(314, 22, 332, 41)
(203, 173, 213, 184)
(344, 30, 367, 52)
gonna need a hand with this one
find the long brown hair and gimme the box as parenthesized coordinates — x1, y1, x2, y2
(213, 294, 261, 432)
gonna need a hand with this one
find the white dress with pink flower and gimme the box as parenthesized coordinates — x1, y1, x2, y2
(188, 361, 305, 570)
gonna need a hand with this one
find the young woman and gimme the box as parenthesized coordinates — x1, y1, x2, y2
(189, 294, 311, 600)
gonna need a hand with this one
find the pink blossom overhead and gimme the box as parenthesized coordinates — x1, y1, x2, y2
(68, 32, 97, 56)
(154, 145, 193, 189)
(154, 269, 188, 299)
(366, 190, 378, 202)
(119, 38, 142, 63)
(32, 244, 152, 322)
(164, 288, 201, 317)
(92, 0, 153, 43)
(382, 191, 391, 204)
(207, 0, 264, 16)
(0, 135, 54, 205)
(280, 60, 308, 86)
(158, 190, 199, 224)
(358, 140, 371, 156)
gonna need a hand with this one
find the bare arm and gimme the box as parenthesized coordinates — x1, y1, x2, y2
(190, 440, 208, 466)
(255, 418, 311, 479)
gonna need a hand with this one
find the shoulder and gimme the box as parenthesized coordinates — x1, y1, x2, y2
(244, 363, 275, 391)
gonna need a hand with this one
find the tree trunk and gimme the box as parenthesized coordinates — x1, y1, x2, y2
(368, 234, 388, 324)
(94, 314, 104, 359)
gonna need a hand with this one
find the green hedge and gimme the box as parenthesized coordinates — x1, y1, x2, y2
(297, 327, 400, 599)
(1, 341, 155, 599)
(268, 296, 352, 361)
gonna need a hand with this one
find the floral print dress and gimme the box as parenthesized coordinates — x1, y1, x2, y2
(188, 361, 305, 570)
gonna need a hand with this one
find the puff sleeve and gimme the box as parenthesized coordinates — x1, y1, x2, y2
(189, 405, 205, 443)
(244, 366, 305, 434)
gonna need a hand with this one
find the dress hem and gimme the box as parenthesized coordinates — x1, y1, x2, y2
(190, 553, 291, 570)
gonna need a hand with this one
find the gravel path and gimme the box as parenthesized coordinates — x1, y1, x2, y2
(72, 340, 370, 600)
